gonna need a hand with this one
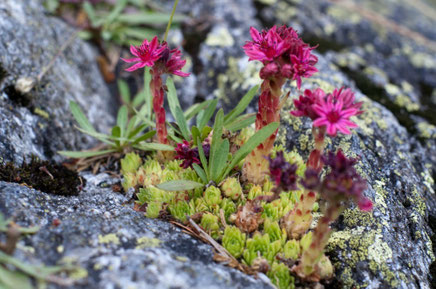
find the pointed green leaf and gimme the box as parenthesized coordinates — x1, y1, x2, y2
(166, 77, 190, 140)
(209, 109, 224, 173)
(211, 139, 229, 183)
(70, 101, 96, 133)
(197, 137, 209, 180)
(224, 85, 259, 125)
(221, 122, 279, 179)
(58, 149, 117, 159)
(157, 180, 204, 191)
(134, 143, 174, 151)
(192, 163, 207, 184)
(191, 126, 200, 146)
(132, 130, 156, 145)
(117, 79, 130, 104)
(197, 99, 218, 131)
(226, 113, 256, 132)
(117, 12, 186, 25)
(0, 266, 33, 289)
(116, 105, 128, 136)
(184, 99, 214, 121)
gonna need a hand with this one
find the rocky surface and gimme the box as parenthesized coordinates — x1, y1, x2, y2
(0, 175, 274, 289)
(0, 0, 115, 164)
(0, 0, 436, 289)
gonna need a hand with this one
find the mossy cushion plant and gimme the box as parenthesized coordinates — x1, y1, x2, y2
(66, 1, 373, 288)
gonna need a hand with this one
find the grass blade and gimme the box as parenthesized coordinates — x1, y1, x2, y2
(192, 163, 207, 183)
(69, 101, 96, 133)
(225, 113, 256, 132)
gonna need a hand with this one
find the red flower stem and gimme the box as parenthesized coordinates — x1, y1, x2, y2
(244, 77, 285, 184)
(299, 201, 344, 276)
(150, 72, 168, 145)
(307, 126, 326, 171)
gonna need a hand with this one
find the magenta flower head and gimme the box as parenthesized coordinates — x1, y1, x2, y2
(122, 36, 166, 72)
(291, 88, 326, 120)
(243, 25, 318, 88)
(312, 88, 363, 136)
(122, 37, 190, 77)
(175, 140, 210, 169)
(321, 150, 372, 211)
(268, 151, 299, 192)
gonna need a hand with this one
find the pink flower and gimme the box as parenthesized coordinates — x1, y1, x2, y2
(243, 25, 318, 86)
(121, 36, 166, 72)
(243, 26, 289, 63)
(291, 88, 325, 120)
(122, 37, 190, 77)
(164, 48, 190, 77)
(312, 88, 362, 136)
(290, 46, 318, 89)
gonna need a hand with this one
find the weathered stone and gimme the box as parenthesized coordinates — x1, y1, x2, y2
(0, 174, 274, 289)
(0, 0, 115, 164)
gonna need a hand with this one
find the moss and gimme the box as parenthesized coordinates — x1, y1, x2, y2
(0, 156, 83, 196)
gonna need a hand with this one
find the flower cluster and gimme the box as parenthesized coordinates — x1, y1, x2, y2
(268, 151, 298, 192)
(321, 150, 372, 211)
(292, 87, 363, 136)
(174, 140, 210, 169)
(122, 36, 189, 77)
(243, 26, 318, 88)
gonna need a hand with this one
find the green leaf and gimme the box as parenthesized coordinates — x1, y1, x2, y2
(58, 149, 117, 159)
(192, 163, 207, 184)
(211, 139, 229, 183)
(111, 126, 121, 147)
(123, 27, 157, 41)
(104, 0, 128, 26)
(134, 143, 174, 151)
(144, 67, 152, 119)
(208, 109, 224, 174)
(133, 107, 155, 127)
(197, 99, 218, 131)
(226, 113, 256, 132)
(197, 137, 209, 180)
(69, 101, 96, 133)
(191, 126, 200, 146)
(0, 266, 33, 289)
(224, 85, 259, 125)
(184, 99, 213, 121)
(166, 77, 190, 140)
(75, 127, 115, 146)
(157, 180, 204, 191)
(127, 123, 148, 139)
(117, 12, 186, 25)
(117, 79, 130, 104)
(221, 122, 279, 180)
(131, 130, 156, 145)
(82, 2, 97, 27)
(116, 105, 128, 136)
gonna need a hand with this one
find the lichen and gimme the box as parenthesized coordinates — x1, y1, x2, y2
(136, 237, 161, 249)
(98, 234, 120, 245)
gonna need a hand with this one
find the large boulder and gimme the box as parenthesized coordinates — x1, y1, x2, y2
(0, 174, 273, 289)
(0, 0, 115, 164)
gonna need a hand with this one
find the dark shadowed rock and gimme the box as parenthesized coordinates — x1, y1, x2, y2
(0, 0, 115, 164)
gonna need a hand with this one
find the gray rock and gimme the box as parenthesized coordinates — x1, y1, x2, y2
(0, 174, 274, 289)
(0, 0, 115, 164)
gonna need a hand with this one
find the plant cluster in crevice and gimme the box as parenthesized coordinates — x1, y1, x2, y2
(0, 156, 83, 196)
(87, 4, 373, 284)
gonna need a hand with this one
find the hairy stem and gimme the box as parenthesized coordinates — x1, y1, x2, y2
(307, 126, 326, 171)
(243, 77, 285, 184)
(150, 72, 168, 145)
